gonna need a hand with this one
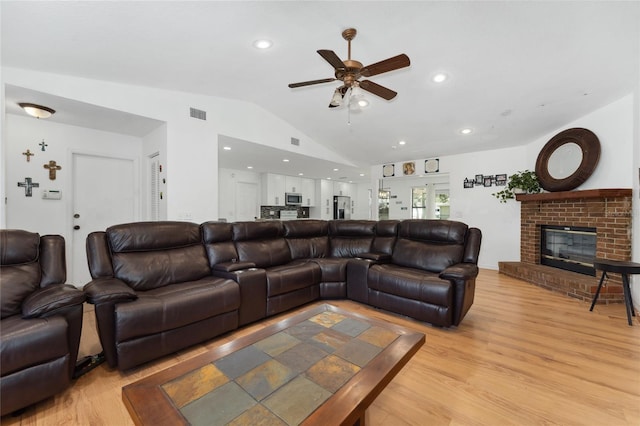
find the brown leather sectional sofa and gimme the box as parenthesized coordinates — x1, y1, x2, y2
(84, 219, 481, 371)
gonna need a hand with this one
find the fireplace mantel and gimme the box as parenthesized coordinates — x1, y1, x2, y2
(515, 188, 631, 202)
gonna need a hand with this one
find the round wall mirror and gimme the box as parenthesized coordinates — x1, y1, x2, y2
(535, 128, 600, 192)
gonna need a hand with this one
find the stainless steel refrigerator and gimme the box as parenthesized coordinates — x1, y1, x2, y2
(333, 196, 351, 220)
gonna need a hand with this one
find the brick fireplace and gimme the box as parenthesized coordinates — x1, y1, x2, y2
(499, 188, 633, 303)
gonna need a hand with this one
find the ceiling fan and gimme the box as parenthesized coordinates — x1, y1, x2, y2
(288, 28, 410, 108)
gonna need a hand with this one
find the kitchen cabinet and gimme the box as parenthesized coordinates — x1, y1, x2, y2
(285, 176, 301, 193)
(301, 178, 316, 206)
(262, 173, 316, 207)
(317, 179, 334, 219)
(261, 173, 286, 206)
(334, 181, 353, 197)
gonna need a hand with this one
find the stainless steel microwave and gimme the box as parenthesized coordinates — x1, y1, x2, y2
(285, 193, 302, 205)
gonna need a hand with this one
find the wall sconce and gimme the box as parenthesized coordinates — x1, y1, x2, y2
(18, 103, 56, 119)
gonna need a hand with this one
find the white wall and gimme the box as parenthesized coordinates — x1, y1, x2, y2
(4, 114, 142, 267)
(371, 93, 636, 271)
(2, 67, 356, 225)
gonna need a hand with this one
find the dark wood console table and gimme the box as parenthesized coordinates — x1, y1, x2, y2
(590, 259, 640, 326)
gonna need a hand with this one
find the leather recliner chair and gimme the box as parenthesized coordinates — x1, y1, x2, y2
(0, 230, 86, 415)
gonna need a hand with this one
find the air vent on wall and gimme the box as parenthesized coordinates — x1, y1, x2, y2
(190, 107, 207, 120)
(291, 137, 300, 146)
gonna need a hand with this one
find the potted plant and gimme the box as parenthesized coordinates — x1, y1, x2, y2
(492, 170, 541, 203)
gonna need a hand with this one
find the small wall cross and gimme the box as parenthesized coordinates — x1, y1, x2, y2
(44, 160, 62, 180)
(39, 140, 48, 151)
(22, 149, 35, 162)
(18, 177, 39, 197)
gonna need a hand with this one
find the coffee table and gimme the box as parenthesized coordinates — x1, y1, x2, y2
(122, 304, 425, 425)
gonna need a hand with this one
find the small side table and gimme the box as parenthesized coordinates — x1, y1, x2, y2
(590, 259, 640, 326)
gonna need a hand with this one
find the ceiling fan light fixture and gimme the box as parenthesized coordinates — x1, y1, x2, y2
(329, 88, 343, 108)
(18, 103, 55, 119)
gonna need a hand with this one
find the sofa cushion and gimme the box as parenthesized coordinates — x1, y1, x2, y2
(0, 315, 69, 376)
(310, 258, 349, 282)
(329, 220, 375, 258)
(1, 230, 42, 319)
(283, 220, 329, 260)
(392, 239, 464, 273)
(0, 230, 40, 265)
(265, 261, 321, 298)
(107, 222, 211, 291)
(397, 219, 467, 245)
(0, 264, 41, 319)
(107, 221, 202, 252)
(368, 264, 453, 306)
(372, 220, 399, 254)
(114, 277, 239, 342)
(111, 246, 211, 291)
(232, 221, 283, 242)
(392, 220, 468, 273)
(235, 239, 292, 268)
(201, 222, 239, 266)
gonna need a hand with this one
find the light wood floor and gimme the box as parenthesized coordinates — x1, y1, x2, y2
(2, 270, 639, 425)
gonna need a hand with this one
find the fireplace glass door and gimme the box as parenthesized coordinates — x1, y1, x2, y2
(540, 225, 596, 276)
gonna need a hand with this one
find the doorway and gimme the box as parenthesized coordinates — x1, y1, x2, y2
(235, 182, 259, 221)
(71, 152, 138, 286)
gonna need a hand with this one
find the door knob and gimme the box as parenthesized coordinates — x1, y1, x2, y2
(73, 225, 80, 230)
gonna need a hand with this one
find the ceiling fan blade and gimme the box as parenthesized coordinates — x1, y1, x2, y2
(288, 78, 336, 88)
(361, 54, 410, 77)
(359, 80, 397, 100)
(317, 50, 345, 70)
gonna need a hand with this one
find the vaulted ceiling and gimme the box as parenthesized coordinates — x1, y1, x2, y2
(2, 1, 638, 180)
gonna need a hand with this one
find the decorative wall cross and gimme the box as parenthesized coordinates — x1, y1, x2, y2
(18, 177, 39, 197)
(22, 149, 35, 162)
(39, 139, 48, 151)
(44, 160, 62, 180)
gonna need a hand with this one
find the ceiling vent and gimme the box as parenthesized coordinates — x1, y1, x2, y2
(190, 107, 207, 120)
(290, 137, 300, 146)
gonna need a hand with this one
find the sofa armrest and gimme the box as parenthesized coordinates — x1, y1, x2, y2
(212, 268, 267, 326)
(439, 263, 479, 281)
(212, 261, 256, 273)
(83, 277, 137, 305)
(22, 284, 86, 319)
(357, 252, 392, 263)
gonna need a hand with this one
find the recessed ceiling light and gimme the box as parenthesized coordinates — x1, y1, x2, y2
(357, 99, 369, 108)
(247, 166, 253, 169)
(298, 173, 304, 176)
(327, 177, 332, 180)
(359, 173, 365, 177)
(398, 140, 406, 145)
(460, 128, 473, 135)
(333, 168, 339, 171)
(253, 39, 272, 49)
(223, 146, 231, 150)
(432, 73, 448, 83)
(282, 159, 289, 162)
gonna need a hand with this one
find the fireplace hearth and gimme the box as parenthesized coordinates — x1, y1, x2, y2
(499, 188, 632, 304)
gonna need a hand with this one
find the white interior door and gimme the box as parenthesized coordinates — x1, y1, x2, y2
(71, 153, 137, 286)
(235, 182, 258, 221)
